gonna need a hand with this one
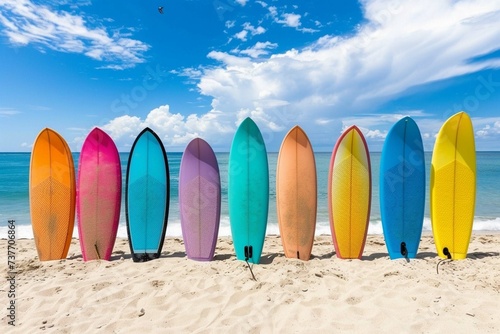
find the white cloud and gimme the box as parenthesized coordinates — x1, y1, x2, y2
(256, 1, 268, 8)
(235, 107, 284, 132)
(267, 6, 318, 33)
(194, 0, 500, 143)
(268, 6, 278, 18)
(0, 108, 20, 117)
(243, 22, 266, 35)
(298, 26, 320, 33)
(102, 0, 500, 151)
(234, 22, 266, 41)
(0, 0, 149, 69)
(101, 105, 235, 150)
(234, 29, 248, 41)
(236, 41, 278, 58)
(474, 118, 500, 137)
(175, 67, 204, 81)
(476, 124, 492, 137)
(235, 0, 247, 6)
(279, 13, 301, 28)
(364, 129, 387, 139)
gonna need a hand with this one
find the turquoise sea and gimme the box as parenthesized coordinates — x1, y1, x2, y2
(1, 151, 499, 239)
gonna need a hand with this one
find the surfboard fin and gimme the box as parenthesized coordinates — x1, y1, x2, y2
(244, 246, 253, 260)
(94, 243, 101, 260)
(132, 253, 155, 262)
(436, 247, 453, 274)
(443, 247, 452, 260)
(400, 242, 408, 258)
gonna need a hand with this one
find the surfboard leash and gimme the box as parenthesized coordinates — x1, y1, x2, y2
(436, 247, 452, 274)
(244, 246, 257, 281)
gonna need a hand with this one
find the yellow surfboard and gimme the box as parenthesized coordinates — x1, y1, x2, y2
(30, 128, 76, 261)
(329, 126, 371, 259)
(431, 112, 476, 260)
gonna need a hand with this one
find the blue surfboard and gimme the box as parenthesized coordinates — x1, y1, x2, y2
(380, 117, 425, 259)
(126, 128, 169, 262)
(228, 117, 269, 264)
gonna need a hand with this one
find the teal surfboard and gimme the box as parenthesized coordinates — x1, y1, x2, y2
(126, 128, 169, 262)
(228, 117, 269, 264)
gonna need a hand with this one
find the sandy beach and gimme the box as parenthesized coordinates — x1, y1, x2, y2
(2, 234, 499, 333)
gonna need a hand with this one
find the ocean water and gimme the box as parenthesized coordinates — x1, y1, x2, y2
(1, 151, 499, 239)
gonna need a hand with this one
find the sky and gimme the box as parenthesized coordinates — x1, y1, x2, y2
(1, 0, 500, 152)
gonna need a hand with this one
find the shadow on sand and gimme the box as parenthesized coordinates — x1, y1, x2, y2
(213, 253, 233, 261)
(311, 251, 336, 260)
(467, 251, 499, 259)
(259, 253, 284, 264)
(161, 251, 187, 259)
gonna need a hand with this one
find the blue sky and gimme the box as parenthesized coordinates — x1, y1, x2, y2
(1, 0, 500, 152)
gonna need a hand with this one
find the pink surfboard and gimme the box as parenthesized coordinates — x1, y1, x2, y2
(77, 128, 122, 261)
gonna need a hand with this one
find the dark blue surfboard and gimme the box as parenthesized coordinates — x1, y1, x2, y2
(380, 117, 425, 259)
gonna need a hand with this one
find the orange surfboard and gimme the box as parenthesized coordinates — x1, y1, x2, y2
(30, 128, 76, 261)
(276, 126, 317, 261)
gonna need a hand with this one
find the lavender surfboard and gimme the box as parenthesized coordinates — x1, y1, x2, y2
(179, 138, 221, 261)
(77, 128, 121, 261)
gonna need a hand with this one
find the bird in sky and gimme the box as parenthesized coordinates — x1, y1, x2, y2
(158, 6, 164, 14)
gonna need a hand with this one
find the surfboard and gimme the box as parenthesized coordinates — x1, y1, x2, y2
(329, 125, 371, 259)
(126, 128, 169, 262)
(228, 117, 269, 264)
(276, 126, 317, 261)
(380, 117, 425, 259)
(77, 128, 121, 261)
(431, 111, 476, 260)
(179, 138, 221, 261)
(30, 128, 75, 261)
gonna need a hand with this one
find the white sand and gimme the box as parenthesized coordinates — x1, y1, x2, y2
(2, 234, 499, 333)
